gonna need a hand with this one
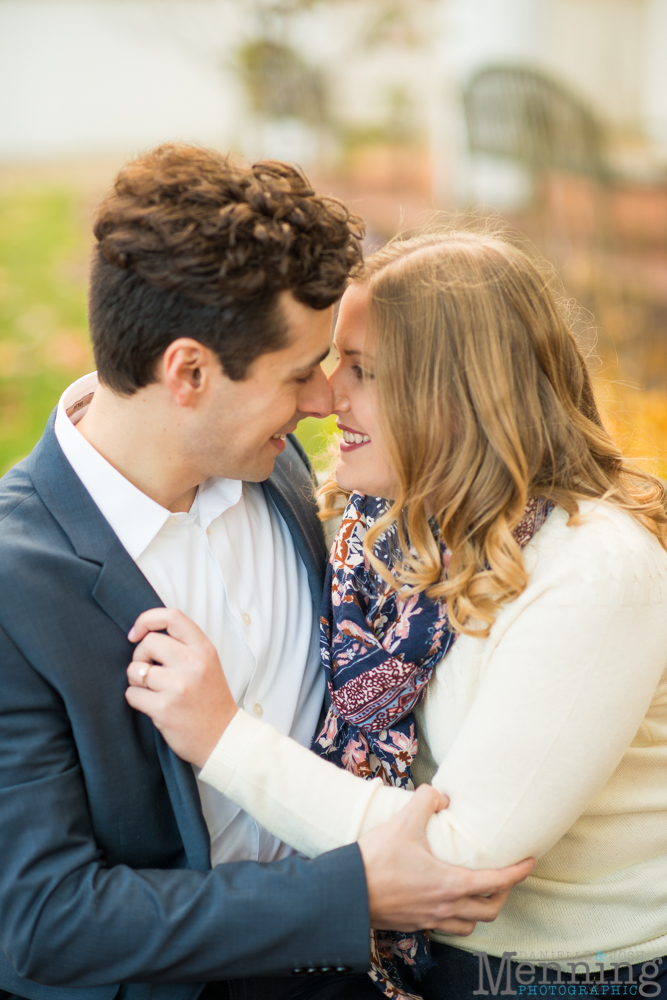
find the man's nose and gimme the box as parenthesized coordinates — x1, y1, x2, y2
(297, 366, 333, 419)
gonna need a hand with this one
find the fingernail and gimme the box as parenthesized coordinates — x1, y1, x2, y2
(127, 627, 137, 641)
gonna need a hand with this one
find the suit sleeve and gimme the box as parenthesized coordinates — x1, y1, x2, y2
(0, 624, 369, 988)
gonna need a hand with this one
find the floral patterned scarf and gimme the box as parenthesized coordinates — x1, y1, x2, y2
(314, 491, 554, 1000)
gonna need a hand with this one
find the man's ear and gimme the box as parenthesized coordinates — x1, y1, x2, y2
(161, 338, 221, 408)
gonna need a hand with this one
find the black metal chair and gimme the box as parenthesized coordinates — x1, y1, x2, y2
(463, 64, 608, 182)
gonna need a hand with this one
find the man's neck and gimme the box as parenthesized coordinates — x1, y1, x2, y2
(75, 383, 199, 513)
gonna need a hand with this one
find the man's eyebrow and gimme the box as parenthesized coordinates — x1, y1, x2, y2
(289, 347, 331, 375)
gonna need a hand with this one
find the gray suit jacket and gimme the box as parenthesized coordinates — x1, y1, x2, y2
(0, 413, 369, 1000)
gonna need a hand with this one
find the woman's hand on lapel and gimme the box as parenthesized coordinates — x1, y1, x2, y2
(125, 608, 238, 768)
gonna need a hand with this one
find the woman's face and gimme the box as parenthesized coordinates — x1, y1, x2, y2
(329, 282, 399, 498)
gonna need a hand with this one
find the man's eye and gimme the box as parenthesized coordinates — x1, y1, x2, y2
(296, 370, 315, 384)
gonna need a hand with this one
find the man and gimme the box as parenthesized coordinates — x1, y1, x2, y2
(0, 144, 533, 1000)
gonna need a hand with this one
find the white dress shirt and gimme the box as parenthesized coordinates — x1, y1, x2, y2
(54, 372, 324, 866)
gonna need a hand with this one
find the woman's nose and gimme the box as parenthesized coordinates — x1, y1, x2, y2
(328, 365, 350, 412)
(332, 392, 350, 412)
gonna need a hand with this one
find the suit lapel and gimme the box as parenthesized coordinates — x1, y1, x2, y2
(262, 436, 328, 606)
(149, 735, 212, 872)
(91, 540, 164, 635)
(29, 414, 211, 872)
(92, 548, 212, 872)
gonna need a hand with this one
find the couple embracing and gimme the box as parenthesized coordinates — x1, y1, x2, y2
(0, 143, 666, 1000)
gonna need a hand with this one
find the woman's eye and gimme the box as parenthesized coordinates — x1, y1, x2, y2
(352, 364, 374, 381)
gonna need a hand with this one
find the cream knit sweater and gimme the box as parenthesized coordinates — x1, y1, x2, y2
(200, 502, 667, 968)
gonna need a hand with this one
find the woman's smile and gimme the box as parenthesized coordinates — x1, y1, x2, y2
(338, 422, 371, 451)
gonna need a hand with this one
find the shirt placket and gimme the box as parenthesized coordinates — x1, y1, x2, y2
(203, 510, 260, 710)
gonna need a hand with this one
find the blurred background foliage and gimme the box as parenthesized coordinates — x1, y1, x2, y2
(0, 0, 666, 476)
(0, 187, 92, 471)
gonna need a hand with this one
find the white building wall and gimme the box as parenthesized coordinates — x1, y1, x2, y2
(541, 0, 646, 128)
(0, 0, 435, 166)
(641, 0, 667, 154)
(0, 0, 664, 182)
(0, 0, 245, 160)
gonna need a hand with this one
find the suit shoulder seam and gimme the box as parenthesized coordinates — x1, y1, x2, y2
(0, 485, 38, 526)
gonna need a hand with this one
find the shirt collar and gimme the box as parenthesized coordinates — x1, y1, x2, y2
(54, 372, 243, 561)
(195, 476, 243, 531)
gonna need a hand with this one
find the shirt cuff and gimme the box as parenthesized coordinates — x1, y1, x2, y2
(199, 707, 259, 793)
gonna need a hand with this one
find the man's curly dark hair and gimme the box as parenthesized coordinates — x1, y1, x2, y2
(89, 143, 365, 393)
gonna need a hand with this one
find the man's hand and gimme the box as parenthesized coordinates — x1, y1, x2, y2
(359, 785, 535, 937)
(125, 608, 237, 768)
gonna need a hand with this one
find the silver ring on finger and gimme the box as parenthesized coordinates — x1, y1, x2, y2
(138, 664, 151, 687)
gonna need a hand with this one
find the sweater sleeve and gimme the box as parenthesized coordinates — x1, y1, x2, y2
(200, 513, 667, 868)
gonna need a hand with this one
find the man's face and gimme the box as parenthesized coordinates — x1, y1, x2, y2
(190, 291, 334, 482)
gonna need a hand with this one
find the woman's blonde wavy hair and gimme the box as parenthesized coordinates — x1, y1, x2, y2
(322, 229, 667, 636)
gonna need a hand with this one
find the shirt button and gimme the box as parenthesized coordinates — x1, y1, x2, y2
(242, 612, 251, 625)
(253, 703, 263, 717)
(206, 527, 211, 535)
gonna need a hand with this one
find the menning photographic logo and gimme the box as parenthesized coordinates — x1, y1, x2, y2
(472, 952, 663, 997)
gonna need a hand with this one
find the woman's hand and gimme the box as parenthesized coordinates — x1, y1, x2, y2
(125, 608, 238, 768)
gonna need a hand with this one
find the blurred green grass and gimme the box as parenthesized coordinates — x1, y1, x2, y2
(293, 414, 339, 473)
(0, 186, 93, 473)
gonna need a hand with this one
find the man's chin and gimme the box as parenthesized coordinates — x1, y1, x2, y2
(238, 455, 278, 483)
(207, 444, 279, 484)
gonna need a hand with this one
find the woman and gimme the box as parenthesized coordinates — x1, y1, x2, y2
(127, 231, 667, 1000)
